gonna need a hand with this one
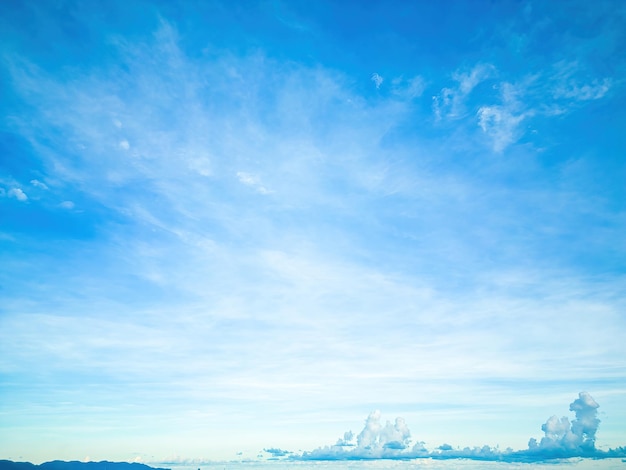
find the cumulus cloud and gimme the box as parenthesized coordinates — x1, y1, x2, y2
(263, 448, 291, 458)
(8, 187, 28, 201)
(335, 431, 354, 447)
(527, 391, 600, 456)
(570, 392, 601, 443)
(299, 410, 415, 460)
(291, 392, 625, 462)
(356, 410, 382, 448)
(357, 411, 411, 450)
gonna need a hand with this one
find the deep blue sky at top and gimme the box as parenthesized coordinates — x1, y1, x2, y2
(4, 1, 620, 99)
(2, 0, 624, 273)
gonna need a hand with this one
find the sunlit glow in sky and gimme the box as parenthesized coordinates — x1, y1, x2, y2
(1, 0, 625, 464)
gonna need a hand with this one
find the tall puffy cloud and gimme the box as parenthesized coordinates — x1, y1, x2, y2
(570, 391, 601, 445)
(300, 410, 414, 459)
(356, 410, 382, 448)
(356, 412, 411, 450)
(527, 391, 600, 455)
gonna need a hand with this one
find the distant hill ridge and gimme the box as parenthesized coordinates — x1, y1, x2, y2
(0, 461, 170, 470)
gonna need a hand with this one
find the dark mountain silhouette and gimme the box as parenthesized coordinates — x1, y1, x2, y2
(0, 461, 169, 470)
(0, 461, 37, 470)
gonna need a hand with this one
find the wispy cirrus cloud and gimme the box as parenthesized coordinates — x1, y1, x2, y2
(477, 82, 534, 152)
(551, 61, 613, 101)
(236, 171, 272, 195)
(30, 179, 48, 190)
(432, 63, 495, 120)
(371, 73, 383, 89)
(432, 56, 618, 152)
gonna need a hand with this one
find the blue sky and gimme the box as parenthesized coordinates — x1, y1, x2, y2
(1, 0, 625, 463)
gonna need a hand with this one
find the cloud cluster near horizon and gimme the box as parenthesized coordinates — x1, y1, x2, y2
(290, 393, 626, 462)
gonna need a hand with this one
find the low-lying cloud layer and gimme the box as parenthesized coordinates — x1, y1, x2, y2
(287, 392, 625, 462)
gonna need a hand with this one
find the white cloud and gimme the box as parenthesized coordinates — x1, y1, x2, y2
(551, 61, 612, 102)
(433, 63, 495, 119)
(187, 156, 212, 177)
(30, 179, 48, 189)
(428, 58, 618, 154)
(477, 105, 526, 152)
(570, 392, 601, 443)
(453, 64, 494, 95)
(433, 60, 615, 152)
(356, 410, 383, 448)
(335, 431, 354, 447)
(554, 78, 612, 101)
(236, 172, 257, 186)
(236, 171, 272, 194)
(527, 392, 601, 455)
(473, 79, 535, 151)
(119, 139, 130, 150)
(371, 72, 383, 89)
(8, 187, 28, 201)
(59, 201, 75, 209)
(300, 410, 416, 460)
